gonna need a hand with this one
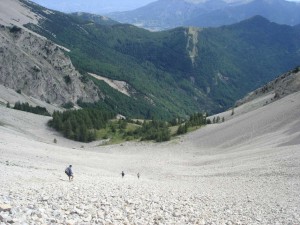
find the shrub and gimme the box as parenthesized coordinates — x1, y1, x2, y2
(292, 66, 300, 73)
(9, 26, 21, 33)
(177, 123, 188, 135)
(63, 75, 72, 84)
(135, 120, 171, 142)
(62, 101, 74, 109)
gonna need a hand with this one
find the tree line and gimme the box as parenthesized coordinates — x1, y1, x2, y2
(176, 113, 208, 135)
(12, 102, 50, 116)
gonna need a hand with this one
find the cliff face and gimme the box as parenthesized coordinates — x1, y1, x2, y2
(0, 25, 101, 106)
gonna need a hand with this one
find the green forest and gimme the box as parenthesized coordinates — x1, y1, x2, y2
(47, 108, 210, 143)
(48, 109, 114, 142)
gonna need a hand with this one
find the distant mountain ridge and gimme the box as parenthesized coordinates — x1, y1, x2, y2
(108, 0, 300, 30)
(30, 0, 155, 14)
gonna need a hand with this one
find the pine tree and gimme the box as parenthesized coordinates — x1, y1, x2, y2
(63, 120, 73, 139)
(177, 123, 188, 135)
(79, 124, 88, 142)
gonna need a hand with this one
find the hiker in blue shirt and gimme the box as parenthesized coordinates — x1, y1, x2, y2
(65, 165, 74, 181)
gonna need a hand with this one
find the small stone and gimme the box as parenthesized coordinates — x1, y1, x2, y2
(4, 215, 13, 224)
(50, 218, 57, 223)
(172, 211, 181, 217)
(125, 199, 134, 205)
(27, 205, 34, 209)
(90, 198, 98, 203)
(83, 216, 91, 222)
(41, 196, 49, 201)
(0, 204, 11, 212)
(66, 219, 76, 225)
(198, 219, 206, 225)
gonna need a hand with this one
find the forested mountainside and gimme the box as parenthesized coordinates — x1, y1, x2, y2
(2, 0, 300, 120)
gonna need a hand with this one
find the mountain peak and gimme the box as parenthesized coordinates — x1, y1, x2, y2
(242, 15, 271, 24)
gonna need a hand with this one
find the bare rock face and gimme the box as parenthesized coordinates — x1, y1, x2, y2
(0, 25, 100, 106)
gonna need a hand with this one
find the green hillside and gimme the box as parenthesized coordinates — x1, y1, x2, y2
(24, 1, 300, 120)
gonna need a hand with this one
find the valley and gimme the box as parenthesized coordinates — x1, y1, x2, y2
(0, 0, 300, 224)
(20, 0, 300, 118)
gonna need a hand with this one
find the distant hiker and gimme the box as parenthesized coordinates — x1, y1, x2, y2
(65, 165, 74, 181)
(121, 171, 125, 178)
(137, 172, 140, 179)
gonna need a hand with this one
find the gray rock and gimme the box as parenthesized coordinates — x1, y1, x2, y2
(0, 26, 101, 108)
(0, 204, 11, 212)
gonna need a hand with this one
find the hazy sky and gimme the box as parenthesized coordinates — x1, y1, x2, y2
(31, 0, 300, 14)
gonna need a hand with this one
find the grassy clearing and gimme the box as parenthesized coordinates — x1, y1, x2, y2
(97, 121, 141, 145)
(96, 119, 201, 145)
(169, 125, 180, 136)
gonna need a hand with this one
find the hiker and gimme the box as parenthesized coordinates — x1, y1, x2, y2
(121, 171, 125, 178)
(137, 172, 140, 179)
(65, 165, 74, 181)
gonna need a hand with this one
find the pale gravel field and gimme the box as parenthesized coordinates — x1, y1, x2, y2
(0, 0, 39, 27)
(0, 92, 300, 224)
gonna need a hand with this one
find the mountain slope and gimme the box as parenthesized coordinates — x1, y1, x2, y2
(0, 25, 100, 106)
(108, 0, 198, 31)
(236, 66, 300, 107)
(187, 0, 300, 28)
(23, 0, 300, 117)
(108, 0, 300, 30)
(1, 0, 300, 120)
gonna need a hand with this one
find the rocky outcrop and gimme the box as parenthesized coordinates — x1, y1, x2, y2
(0, 25, 101, 106)
(88, 73, 134, 97)
(185, 27, 200, 65)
